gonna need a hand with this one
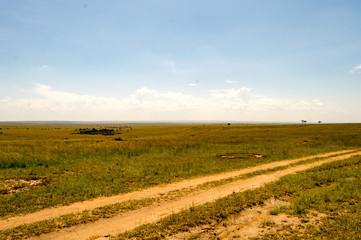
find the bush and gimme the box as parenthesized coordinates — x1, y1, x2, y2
(76, 128, 115, 135)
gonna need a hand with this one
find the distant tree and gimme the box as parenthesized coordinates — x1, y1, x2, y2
(301, 120, 307, 125)
(318, 121, 322, 124)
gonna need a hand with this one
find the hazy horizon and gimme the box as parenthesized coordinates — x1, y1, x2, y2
(1, 1, 361, 122)
(0, 120, 355, 125)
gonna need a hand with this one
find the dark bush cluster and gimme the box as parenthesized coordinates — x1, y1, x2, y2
(76, 128, 115, 135)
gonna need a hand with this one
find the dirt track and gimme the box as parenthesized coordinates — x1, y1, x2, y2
(2, 149, 360, 239)
(0, 149, 356, 231)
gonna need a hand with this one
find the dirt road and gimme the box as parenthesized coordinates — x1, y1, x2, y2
(1, 149, 360, 240)
(0, 149, 356, 231)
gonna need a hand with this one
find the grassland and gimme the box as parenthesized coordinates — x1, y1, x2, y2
(117, 155, 361, 239)
(0, 122, 361, 220)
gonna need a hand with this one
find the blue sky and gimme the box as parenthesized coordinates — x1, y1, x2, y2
(1, 0, 361, 122)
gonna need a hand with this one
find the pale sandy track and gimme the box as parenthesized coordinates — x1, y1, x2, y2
(0, 149, 356, 231)
(27, 150, 361, 240)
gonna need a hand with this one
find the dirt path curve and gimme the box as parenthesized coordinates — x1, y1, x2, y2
(0, 149, 358, 232)
(28, 150, 361, 240)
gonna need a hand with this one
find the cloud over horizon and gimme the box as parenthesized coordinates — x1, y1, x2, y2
(0, 84, 337, 122)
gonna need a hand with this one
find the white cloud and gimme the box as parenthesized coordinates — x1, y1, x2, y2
(312, 99, 324, 106)
(0, 97, 10, 103)
(210, 88, 252, 107)
(11, 84, 119, 113)
(123, 87, 200, 112)
(188, 83, 198, 87)
(350, 64, 361, 74)
(226, 80, 238, 84)
(39, 65, 49, 70)
(0, 84, 338, 122)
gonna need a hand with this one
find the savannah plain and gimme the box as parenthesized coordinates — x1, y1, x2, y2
(0, 123, 361, 239)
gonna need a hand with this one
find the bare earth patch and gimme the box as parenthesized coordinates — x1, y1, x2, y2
(169, 198, 326, 240)
(166, 198, 291, 240)
(0, 178, 47, 195)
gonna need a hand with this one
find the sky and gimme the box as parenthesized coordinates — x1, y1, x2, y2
(1, 0, 361, 123)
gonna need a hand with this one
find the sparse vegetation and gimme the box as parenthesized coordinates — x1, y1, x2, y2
(261, 219, 276, 228)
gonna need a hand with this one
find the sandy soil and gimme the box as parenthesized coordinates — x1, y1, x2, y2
(167, 198, 291, 240)
(168, 198, 326, 240)
(24, 150, 361, 240)
(0, 148, 356, 232)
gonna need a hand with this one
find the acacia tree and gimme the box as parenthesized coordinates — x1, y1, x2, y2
(301, 120, 307, 125)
